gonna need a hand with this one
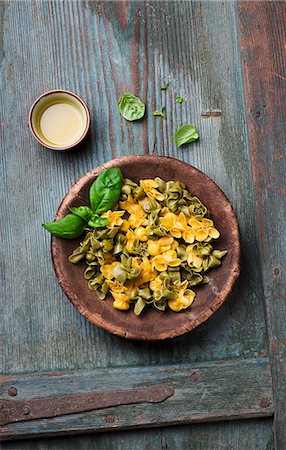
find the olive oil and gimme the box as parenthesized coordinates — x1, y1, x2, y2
(40, 103, 84, 146)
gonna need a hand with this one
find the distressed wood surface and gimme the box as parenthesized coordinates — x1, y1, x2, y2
(1, 0, 266, 374)
(1, 0, 284, 448)
(0, 358, 273, 440)
(237, 3, 286, 449)
(1, 419, 274, 450)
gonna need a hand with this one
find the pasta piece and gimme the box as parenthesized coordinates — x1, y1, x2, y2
(69, 175, 227, 315)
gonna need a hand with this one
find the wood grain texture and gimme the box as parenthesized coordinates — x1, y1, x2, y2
(0, 0, 279, 447)
(237, 2, 286, 448)
(1, 0, 266, 373)
(1, 419, 274, 450)
(0, 358, 273, 440)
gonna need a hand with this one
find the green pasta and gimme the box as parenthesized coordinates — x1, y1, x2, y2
(69, 175, 228, 315)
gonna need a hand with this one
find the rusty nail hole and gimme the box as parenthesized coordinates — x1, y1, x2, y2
(260, 398, 271, 408)
(256, 111, 261, 118)
(23, 405, 30, 415)
(8, 387, 18, 396)
(105, 415, 115, 423)
(272, 267, 280, 276)
(190, 372, 199, 381)
(272, 341, 279, 350)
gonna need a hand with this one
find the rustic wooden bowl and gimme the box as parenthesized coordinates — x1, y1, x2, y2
(51, 155, 240, 341)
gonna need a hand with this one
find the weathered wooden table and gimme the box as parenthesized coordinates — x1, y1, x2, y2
(1, 1, 285, 449)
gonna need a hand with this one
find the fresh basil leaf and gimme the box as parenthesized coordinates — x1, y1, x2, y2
(153, 106, 166, 119)
(174, 124, 199, 147)
(88, 215, 109, 229)
(160, 81, 169, 90)
(69, 206, 93, 222)
(117, 93, 145, 121)
(89, 167, 123, 214)
(42, 214, 86, 239)
(176, 96, 184, 103)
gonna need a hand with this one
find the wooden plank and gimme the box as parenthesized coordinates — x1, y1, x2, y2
(0, 358, 273, 440)
(237, 3, 286, 449)
(162, 418, 274, 450)
(0, 0, 276, 448)
(1, 0, 267, 375)
(1, 419, 274, 450)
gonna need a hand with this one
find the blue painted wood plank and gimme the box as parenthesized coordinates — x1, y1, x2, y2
(237, 2, 286, 448)
(1, 419, 274, 450)
(1, 0, 267, 375)
(0, 358, 273, 440)
(0, 0, 277, 447)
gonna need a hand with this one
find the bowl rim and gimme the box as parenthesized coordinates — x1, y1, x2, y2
(28, 89, 90, 151)
(51, 155, 241, 341)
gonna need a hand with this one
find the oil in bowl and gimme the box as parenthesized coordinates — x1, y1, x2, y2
(29, 90, 90, 151)
(40, 103, 84, 147)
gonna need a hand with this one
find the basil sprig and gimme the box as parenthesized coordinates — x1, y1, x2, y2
(69, 206, 93, 221)
(153, 106, 166, 119)
(118, 93, 145, 121)
(42, 168, 123, 239)
(175, 96, 184, 103)
(88, 215, 109, 229)
(174, 124, 199, 147)
(89, 168, 123, 214)
(42, 214, 86, 239)
(161, 81, 169, 90)
(69, 206, 109, 229)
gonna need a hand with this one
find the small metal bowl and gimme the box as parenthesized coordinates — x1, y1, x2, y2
(29, 89, 90, 151)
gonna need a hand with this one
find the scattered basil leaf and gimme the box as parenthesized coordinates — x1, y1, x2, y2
(176, 96, 184, 103)
(69, 206, 93, 222)
(89, 167, 123, 214)
(153, 106, 166, 119)
(174, 124, 199, 147)
(160, 81, 169, 90)
(42, 214, 86, 239)
(117, 93, 145, 121)
(88, 215, 109, 229)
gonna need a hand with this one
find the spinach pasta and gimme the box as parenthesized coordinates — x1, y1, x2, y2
(69, 176, 227, 315)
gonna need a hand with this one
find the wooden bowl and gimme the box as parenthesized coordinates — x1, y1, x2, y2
(51, 155, 240, 341)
